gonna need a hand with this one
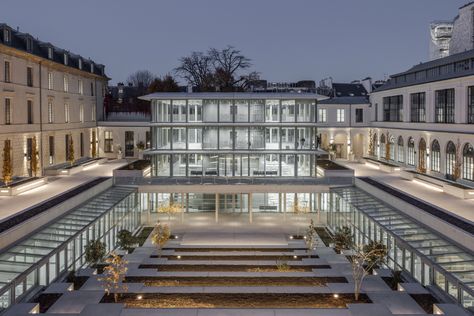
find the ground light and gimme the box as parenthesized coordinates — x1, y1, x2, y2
(293, 255, 297, 259)
(333, 294, 339, 299)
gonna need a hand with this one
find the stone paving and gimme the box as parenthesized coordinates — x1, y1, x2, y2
(5, 230, 470, 316)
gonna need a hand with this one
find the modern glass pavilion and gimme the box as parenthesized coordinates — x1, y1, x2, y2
(0, 186, 140, 311)
(327, 186, 474, 310)
(140, 93, 327, 178)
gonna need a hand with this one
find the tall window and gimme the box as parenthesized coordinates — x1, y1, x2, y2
(407, 137, 415, 166)
(463, 143, 474, 181)
(63, 75, 68, 92)
(79, 105, 84, 123)
(397, 136, 404, 162)
(49, 136, 55, 165)
(27, 67, 33, 87)
(410, 92, 425, 122)
(355, 108, 363, 123)
(48, 72, 53, 90)
(468, 86, 474, 123)
(104, 131, 113, 153)
(65, 134, 71, 160)
(90, 82, 94, 96)
(336, 109, 345, 122)
(125, 131, 134, 157)
(80, 133, 84, 157)
(318, 108, 327, 122)
(3, 29, 10, 43)
(446, 141, 456, 178)
(47, 47, 53, 59)
(27, 100, 33, 124)
(4, 61, 10, 82)
(383, 95, 403, 122)
(431, 140, 441, 172)
(48, 101, 53, 123)
(63, 53, 68, 65)
(4, 98, 11, 125)
(78, 80, 83, 95)
(64, 103, 69, 123)
(435, 89, 455, 123)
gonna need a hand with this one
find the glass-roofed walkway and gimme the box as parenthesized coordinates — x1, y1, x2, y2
(0, 186, 140, 311)
(327, 186, 474, 310)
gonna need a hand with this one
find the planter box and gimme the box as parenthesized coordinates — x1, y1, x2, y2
(401, 170, 474, 199)
(113, 160, 151, 178)
(45, 158, 108, 176)
(0, 177, 47, 196)
(362, 157, 401, 173)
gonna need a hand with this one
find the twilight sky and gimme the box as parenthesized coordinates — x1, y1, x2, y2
(0, 0, 469, 84)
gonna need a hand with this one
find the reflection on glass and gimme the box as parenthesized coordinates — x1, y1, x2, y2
(172, 100, 186, 122)
(235, 99, 249, 122)
(250, 100, 264, 122)
(219, 127, 233, 149)
(281, 100, 295, 122)
(188, 128, 202, 150)
(172, 127, 186, 149)
(219, 100, 233, 122)
(188, 100, 202, 122)
(250, 127, 264, 149)
(203, 100, 218, 122)
(265, 100, 279, 122)
(203, 127, 218, 149)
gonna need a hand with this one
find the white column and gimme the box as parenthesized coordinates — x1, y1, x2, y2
(215, 193, 219, 223)
(248, 193, 253, 224)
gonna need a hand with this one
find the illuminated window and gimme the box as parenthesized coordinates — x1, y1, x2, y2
(407, 137, 415, 166)
(397, 136, 404, 163)
(104, 131, 113, 153)
(462, 143, 474, 181)
(64, 103, 69, 123)
(63, 76, 68, 92)
(78, 80, 83, 95)
(318, 108, 327, 123)
(431, 140, 441, 172)
(336, 109, 345, 122)
(79, 104, 84, 123)
(446, 141, 456, 178)
(4, 98, 11, 125)
(48, 72, 53, 90)
(48, 101, 54, 123)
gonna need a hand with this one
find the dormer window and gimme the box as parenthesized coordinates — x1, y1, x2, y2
(26, 37, 33, 51)
(63, 53, 68, 66)
(90, 63, 94, 73)
(3, 29, 10, 43)
(78, 58, 82, 70)
(48, 47, 53, 59)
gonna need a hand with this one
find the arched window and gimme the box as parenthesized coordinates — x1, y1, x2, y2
(388, 135, 395, 160)
(431, 140, 441, 172)
(407, 137, 415, 166)
(446, 141, 456, 178)
(380, 134, 386, 158)
(463, 143, 474, 181)
(418, 138, 427, 172)
(397, 136, 404, 162)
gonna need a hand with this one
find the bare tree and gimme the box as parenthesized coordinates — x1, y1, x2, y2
(175, 52, 214, 91)
(209, 46, 251, 89)
(127, 70, 156, 90)
(175, 46, 254, 91)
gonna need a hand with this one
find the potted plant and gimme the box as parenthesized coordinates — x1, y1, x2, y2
(116, 145, 122, 160)
(136, 141, 145, 159)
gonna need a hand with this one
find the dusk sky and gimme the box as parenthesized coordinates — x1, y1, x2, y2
(1, 0, 469, 84)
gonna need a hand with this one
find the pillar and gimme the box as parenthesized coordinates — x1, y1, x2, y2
(232, 194, 235, 213)
(317, 192, 321, 224)
(283, 193, 287, 220)
(215, 193, 219, 223)
(181, 193, 185, 223)
(240, 193, 243, 213)
(248, 193, 253, 224)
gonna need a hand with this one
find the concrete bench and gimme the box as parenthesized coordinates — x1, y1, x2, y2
(362, 157, 401, 173)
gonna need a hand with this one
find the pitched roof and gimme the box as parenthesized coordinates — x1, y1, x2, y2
(0, 23, 107, 78)
(332, 83, 368, 97)
(375, 49, 474, 92)
(318, 96, 369, 105)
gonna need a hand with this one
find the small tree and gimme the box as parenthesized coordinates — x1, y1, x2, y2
(84, 239, 106, 266)
(2, 140, 13, 185)
(157, 200, 183, 232)
(99, 252, 128, 303)
(136, 141, 145, 151)
(151, 221, 170, 257)
(385, 132, 391, 161)
(292, 195, 310, 237)
(305, 219, 317, 257)
(453, 138, 463, 181)
(363, 241, 388, 272)
(351, 242, 388, 301)
(30, 136, 39, 177)
(67, 134, 75, 166)
(333, 226, 353, 253)
(117, 229, 136, 251)
(367, 129, 374, 156)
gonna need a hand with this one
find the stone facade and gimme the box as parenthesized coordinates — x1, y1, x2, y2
(0, 39, 107, 177)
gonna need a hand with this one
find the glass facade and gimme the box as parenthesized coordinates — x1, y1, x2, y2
(0, 187, 140, 311)
(327, 187, 474, 310)
(149, 97, 319, 177)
